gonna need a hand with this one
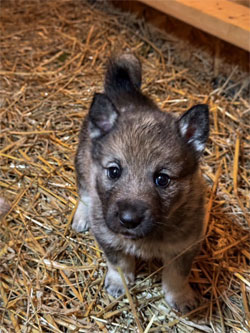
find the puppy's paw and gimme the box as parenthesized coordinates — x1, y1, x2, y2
(105, 269, 125, 298)
(165, 285, 199, 314)
(105, 280, 125, 298)
(72, 215, 89, 232)
(72, 201, 89, 232)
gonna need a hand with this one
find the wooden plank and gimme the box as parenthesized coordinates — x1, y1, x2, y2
(137, 0, 250, 51)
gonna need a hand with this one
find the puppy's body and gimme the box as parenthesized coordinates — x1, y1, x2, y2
(73, 54, 209, 313)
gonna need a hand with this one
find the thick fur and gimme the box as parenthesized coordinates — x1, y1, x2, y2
(72, 53, 209, 313)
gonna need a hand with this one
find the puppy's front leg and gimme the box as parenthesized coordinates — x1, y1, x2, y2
(72, 191, 91, 232)
(162, 249, 199, 313)
(103, 249, 135, 298)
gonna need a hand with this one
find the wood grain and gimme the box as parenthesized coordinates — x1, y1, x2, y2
(138, 0, 250, 51)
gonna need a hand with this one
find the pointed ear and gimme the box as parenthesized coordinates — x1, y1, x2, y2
(88, 93, 118, 139)
(177, 104, 209, 155)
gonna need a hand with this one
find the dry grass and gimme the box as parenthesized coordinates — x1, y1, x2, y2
(0, 0, 249, 332)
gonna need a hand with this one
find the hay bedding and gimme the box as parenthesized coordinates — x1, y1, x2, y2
(0, 0, 249, 331)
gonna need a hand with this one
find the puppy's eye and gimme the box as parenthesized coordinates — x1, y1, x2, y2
(107, 166, 121, 180)
(154, 172, 170, 188)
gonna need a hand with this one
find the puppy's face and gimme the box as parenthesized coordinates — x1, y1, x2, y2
(90, 106, 201, 240)
(83, 54, 209, 241)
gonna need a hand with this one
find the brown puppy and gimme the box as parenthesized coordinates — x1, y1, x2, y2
(72, 54, 209, 313)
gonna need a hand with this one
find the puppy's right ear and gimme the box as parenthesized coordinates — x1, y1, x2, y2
(88, 93, 118, 139)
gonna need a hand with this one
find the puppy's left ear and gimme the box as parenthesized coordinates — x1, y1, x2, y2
(88, 93, 118, 139)
(177, 104, 209, 155)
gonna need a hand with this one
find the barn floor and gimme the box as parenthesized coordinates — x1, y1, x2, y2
(0, 0, 249, 332)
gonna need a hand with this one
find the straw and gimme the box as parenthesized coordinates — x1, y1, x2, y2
(0, 0, 249, 331)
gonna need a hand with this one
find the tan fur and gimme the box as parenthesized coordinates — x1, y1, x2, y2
(73, 54, 209, 313)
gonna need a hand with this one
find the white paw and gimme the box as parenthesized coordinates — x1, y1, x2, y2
(72, 200, 89, 232)
(105, 269, 125, 298)
(104, 265, 135, 298)
(165, 285, 199, 314)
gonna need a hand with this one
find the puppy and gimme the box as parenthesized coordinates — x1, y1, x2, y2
(72, 53, 209, 313)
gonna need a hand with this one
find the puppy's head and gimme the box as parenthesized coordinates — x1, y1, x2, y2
(87, 54, 209, 240)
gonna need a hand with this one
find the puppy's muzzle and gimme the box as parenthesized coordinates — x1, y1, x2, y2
(117, 200, 148, 229)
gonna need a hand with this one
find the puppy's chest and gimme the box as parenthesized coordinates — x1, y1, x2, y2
(121, 237, 181, 260)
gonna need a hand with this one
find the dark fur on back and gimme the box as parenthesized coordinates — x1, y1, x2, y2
(73, 53, 209, 313)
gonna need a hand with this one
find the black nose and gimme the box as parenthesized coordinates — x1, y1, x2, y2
(117, 200, 146, 229)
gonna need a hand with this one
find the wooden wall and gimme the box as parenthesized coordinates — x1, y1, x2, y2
(111, 0, 250, 73)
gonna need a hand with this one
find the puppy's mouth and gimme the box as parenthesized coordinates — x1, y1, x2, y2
(120, 231, 140, 240)
(107, 221, 154, 240)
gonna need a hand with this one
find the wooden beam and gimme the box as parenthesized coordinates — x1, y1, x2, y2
(137, 0, 250, 52)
